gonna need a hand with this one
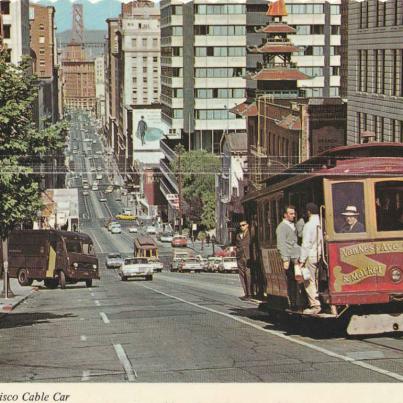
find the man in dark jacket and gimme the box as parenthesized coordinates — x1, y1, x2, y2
(235, 220, 252, 300)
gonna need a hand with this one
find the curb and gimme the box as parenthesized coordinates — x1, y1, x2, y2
(0, 287, 38, 320)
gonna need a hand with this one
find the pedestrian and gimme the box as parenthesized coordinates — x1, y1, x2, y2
(235, 220, 252, 300)
(206, 233, 210, 245)
(299, 203, 322, 315)
(276, 205, 301, 309)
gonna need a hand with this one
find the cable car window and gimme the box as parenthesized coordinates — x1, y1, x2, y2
(375, 181, 403, 231)
(332, 182, 366, 233)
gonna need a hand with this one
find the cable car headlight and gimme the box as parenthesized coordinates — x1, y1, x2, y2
(391, 268, 402, 283)
(92, 264, 97, 270)
(73, 263, 78, 268)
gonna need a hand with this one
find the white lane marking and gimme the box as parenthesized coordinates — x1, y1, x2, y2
(88, 288, 92, 292)
(80, 335, 87, 342)
(88, 229, 104, 253)
(81, 370, 90, 381)
(80, 317, 85, 321)
(100, 312, 110, 324)
(141, 284, 403, 382)
(90, 292, 95, 297)
(95, 300, 100, 306)
(113, 344, 137, 381)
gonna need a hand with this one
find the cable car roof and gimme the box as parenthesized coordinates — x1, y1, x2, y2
(243, 143, 403, 202)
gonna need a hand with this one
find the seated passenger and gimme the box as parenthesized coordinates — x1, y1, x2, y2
(339, 205, 365, 233)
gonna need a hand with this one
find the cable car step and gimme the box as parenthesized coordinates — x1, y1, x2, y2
(285, 309, 337, 318)
(347, 313, 403, 335)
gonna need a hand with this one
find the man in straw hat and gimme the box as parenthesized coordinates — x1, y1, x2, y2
(340, 205, 365, 233)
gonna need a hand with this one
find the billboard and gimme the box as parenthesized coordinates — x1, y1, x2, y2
(132, 108, 166, 152)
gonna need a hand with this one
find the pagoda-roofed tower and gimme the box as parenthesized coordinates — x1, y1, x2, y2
(231, 0, 310, 118)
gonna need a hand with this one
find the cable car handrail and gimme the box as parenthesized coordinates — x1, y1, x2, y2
(319, 205, 328, 267)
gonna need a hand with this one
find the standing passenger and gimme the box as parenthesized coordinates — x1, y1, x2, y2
(299, 203, 322, 314)
(276, 205, 301, 309)
(235, 220, 252, 300)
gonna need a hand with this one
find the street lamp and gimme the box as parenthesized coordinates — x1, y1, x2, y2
(211, 235, 216, 256)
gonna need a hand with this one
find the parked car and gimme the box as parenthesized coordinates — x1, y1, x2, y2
(148, 257, 163, 272)
(196, 255, 208, 271)
(171, 235, 188, 247)
(83, 190, 89, 196)
(105, 186, 114, 193)
(178, 258, 203, 273)
(92, 184, 98, 191)
(105, 253, 124, 269)
(99, 197, 107, 202)
(159, 232, 173, 242)
(96, 174, 102, 180)
(128, 226, 138, 233)
(146, 225, 156, 235)
(218, 256, 239, 273)
(170, 259, 182, 272)
(206, 257, 221, 273)
(118, 258, 153, 281)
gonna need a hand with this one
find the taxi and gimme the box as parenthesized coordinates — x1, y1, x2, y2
(115, 213, 137, 221)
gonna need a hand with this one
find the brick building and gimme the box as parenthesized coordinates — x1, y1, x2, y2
(61, 42, 96, 113)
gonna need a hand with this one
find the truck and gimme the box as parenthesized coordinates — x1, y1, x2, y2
(0, 230, 99, 289)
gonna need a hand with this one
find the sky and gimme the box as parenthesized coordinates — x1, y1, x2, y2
(31, 0, 126, 32)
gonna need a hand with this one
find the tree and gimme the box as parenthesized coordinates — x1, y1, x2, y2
(0, 54, 67, 239)
(171, 146, 220, 230)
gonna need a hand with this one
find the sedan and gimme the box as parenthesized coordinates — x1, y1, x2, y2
(83, 190, 89, 196)
(148, 258, 163, 272)
(129, 227, 138, 233)
(160, 232, 173, 242)
(178, 258, 203, 273)
(171, 235, 188, 247)
(97, 166, 102, 171)
(118, 258, 153, 281)
(146, 226, 156, 234)
(99, 197, 107, 202)
(218, 257, 239, 273)
(105, 253, 124, 269)
(111, 225, 122, 234)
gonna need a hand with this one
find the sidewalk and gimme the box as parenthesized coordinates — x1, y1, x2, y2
(0, 278, 37, 315)
(188, 240, 224, 257)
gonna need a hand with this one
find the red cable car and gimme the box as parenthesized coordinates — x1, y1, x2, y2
(243, 143, 403, 335)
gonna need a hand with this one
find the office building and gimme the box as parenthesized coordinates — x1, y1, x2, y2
(347, 0, 403, 144)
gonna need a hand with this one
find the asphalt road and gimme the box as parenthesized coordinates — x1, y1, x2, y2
(1, 113, 402, 383)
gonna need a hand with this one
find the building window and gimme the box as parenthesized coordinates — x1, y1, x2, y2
(0, 1, 10, 14)
(3, 24, 11, 39)
(330, 5, 340, 15)
(374, 50, 379, 93)
(39, 36, 45, 44)
(131, 38, 137, 47)
(173, 109, 183, 119)
(153, 56, 158, 63)
(381, 49, 385, 94)
(153, 38, 158, 47)
(172, 26, 183, 36)
(331, 26, 340, 35)
(393, 49, 398, 96)
(142, 38, 147, 47)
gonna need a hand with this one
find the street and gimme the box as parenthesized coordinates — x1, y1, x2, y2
(0, 114, 402, 384)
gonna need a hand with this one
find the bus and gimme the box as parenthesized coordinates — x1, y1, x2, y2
(133, 235, 162, 272)
(1, 230, 99, 289)
(243, 143, 403, 335)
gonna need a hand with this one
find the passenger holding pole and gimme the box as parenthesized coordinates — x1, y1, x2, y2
(299, 203, 322, 315)
(276, 205, 301, 309)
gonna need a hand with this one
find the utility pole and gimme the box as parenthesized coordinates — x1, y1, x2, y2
(177, 147, 183, 235)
